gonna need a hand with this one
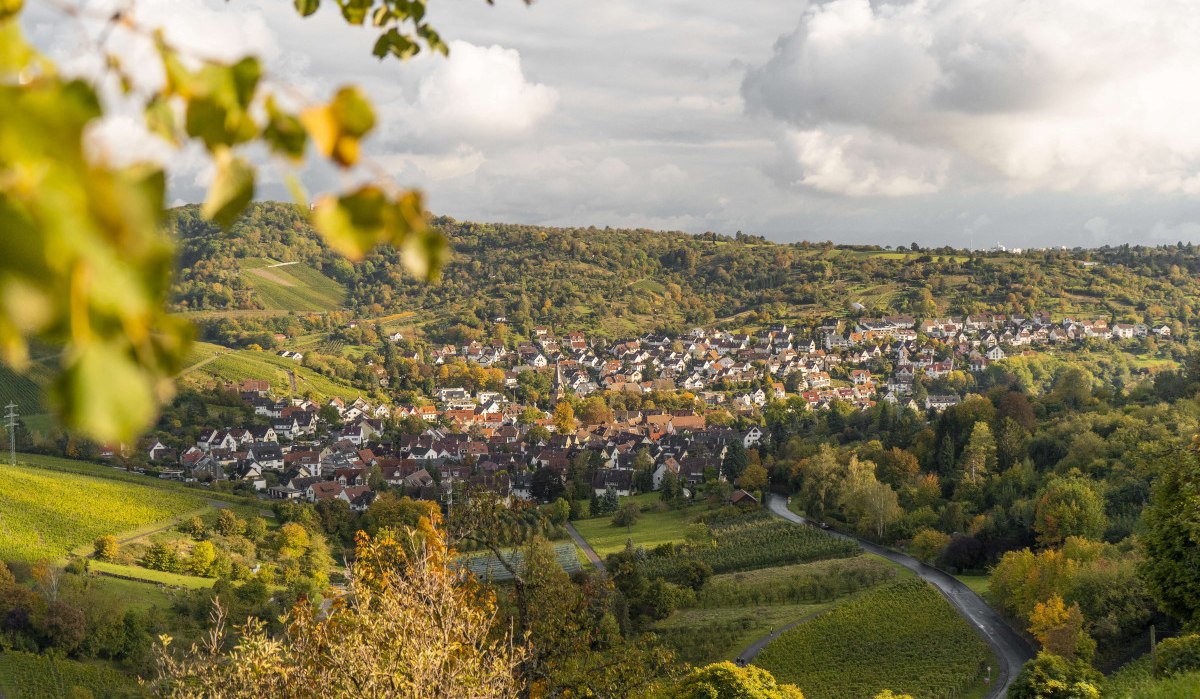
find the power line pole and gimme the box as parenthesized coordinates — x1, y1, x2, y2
(4, 402, 16, 466)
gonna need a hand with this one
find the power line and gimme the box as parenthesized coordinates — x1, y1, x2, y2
(4, 402, 16, 467)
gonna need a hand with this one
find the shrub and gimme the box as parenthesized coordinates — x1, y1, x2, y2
(1158, 634, 1200, 677)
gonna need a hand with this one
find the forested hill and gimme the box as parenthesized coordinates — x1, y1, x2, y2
(170, 202, 1200, 341)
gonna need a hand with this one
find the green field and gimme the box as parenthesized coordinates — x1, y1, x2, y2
(0, 460, 206, 562)
(182, 346, 363, 400)
(572, 496, 700, 557)
(240, 257, 346, 311)
(0, 651, 141, 698)
(89, 559, 216, 589)
(755, 579, 993, 699)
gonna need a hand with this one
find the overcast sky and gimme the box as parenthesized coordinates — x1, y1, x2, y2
(28, 0, 1200, 247)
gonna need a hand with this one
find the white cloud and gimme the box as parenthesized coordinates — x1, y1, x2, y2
(743, 0, 1200, 197)
(390, 41, 559, 149)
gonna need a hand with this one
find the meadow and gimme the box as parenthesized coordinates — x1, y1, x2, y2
(755, 579, 994, 699)
(572, 495, 700, 557)
(0, 460, 206, 562)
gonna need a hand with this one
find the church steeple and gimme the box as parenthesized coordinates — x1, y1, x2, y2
(553, 359, 566, 400)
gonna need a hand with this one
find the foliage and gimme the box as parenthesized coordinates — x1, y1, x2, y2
(1157, 634, 1200, 677)
(1028, 594, 1094, 661)
(755, 579, 991, 699)
(613, 501, 642, 527)
(1009, 652, 1101, 699)
(1142, 441, 1200, 630)
(152, 524, 524, 698)
(669, 662, 805, 699)
(93, 535, 120, 562)
(1034, 477, 1108, 547)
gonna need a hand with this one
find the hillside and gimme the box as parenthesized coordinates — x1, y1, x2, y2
(169, 203, 1200, 344)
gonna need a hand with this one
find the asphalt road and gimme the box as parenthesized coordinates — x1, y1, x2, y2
(767, 494, 1035, 698)
(565, 522, 605, 571)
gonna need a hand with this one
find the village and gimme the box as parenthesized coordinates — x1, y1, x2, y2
(112, 312, 1171, 513)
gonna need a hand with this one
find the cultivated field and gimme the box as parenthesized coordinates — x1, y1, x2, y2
(0, 460, 207, 562)
(240, 257, 347, 311)
(0, 652, 141, 699)
(755, 579, 993, 699)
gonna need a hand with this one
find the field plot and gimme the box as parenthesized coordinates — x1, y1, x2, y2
(572, 497, 699, 557)
(240, 257, 346, 311)
(755, 579, 993, 699)
(641, 512, 859, 580)
(459, 542, 582, 581)
(0, 652, 140, 699)
(0, 462, 206, 562)
(184, 348, 362, 400)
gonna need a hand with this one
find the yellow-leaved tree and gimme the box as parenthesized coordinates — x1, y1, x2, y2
(151, 512, 525, 697)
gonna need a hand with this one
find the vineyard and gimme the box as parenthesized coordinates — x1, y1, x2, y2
(459, 542, 583, 581)
(755, 579, 993, 699)
(184, 349, 362, 400)
(641, 512, 860, 581)
(0, 359, 50, 412)
(0, 651, 140, 698)
(240, 258, 347, 312)
(0, 462, 206, 561)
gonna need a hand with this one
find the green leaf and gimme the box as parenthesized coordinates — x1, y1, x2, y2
(329, 85, 375, 137)
(201, 150, 254, 229)
(263, 96, 307, 161)
(144, 96, 178, 145)
(53, 340, 157, 444)
(311, 186, 388, 259)
(293, 0, 320, 17)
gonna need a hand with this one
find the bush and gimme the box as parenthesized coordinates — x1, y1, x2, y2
(1158, 634, 1200, 677)
(1009, 652, 1101, 699)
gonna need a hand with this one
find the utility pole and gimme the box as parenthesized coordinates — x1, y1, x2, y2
(4, 402, 16, 466)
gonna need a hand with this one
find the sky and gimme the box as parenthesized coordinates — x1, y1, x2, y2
(25, 0, 1200, 247)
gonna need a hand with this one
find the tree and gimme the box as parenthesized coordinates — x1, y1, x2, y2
(190, 540, 218, 577)
(1028, 594, 1094, 661)
(275, 522, 312, 559)
(1034, 478, 1107, 547)
(578, 396, 613, 426)
(553, 401, 578, 434)
(1142, 441, 1200, 628)
(531, 466, 565, 503)
(612, 502, 641, 528)
(723, 441, 749, 483)
(737, 463, 769, 493)
(215, 509, 244, 537)
(184, 516, 207, 540)
(958, 421, 996, 487)
(908, 528, 950, 564)
(153, 524, 524, 698)
(93, 535, 120, 562)
(1008, 653, 1101, 699)
(671, 662, 805, 699)
(660, 471, 683, 502)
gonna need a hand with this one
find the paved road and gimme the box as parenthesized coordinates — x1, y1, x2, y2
(767, 495, 1034, 699)
(736, 609, 827, 665)
(565, 522, 605, 571)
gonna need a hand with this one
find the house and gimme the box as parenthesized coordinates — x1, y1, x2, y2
(925, 395, 961, 412)
(729, 489, 759, 508)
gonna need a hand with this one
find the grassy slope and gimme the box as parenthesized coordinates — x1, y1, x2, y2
(0, 460, 207, 562)
(572, 496, 700, 557)
(240, 256, 346, 311)
(180, 344, 364, 401)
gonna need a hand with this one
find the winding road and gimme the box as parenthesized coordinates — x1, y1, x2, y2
(766, 494, 1035, 698)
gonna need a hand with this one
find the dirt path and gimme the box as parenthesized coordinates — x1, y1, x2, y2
(736, 609, 828, 665)
(246, 266, 295, 287)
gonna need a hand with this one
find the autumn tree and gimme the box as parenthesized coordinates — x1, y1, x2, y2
(553, 401, 578, 433)
(670, 662, 805, 699)
(153, 520, 524, 698)
(908, 528, 950, 564)
(93, 535, 120, 561)
(1028, 594, 1095, 661)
